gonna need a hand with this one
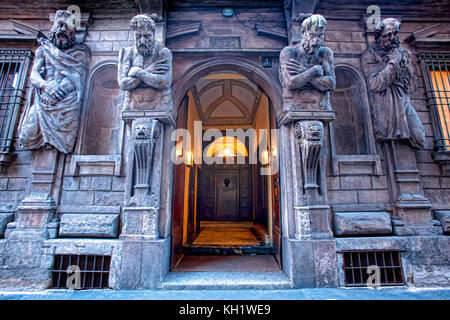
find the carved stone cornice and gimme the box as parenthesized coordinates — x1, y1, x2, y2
(277, 110, 335, 127)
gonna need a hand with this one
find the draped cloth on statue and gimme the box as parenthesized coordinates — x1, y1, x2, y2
(18, 40, 90, 154)
(362, 47, 425, 149)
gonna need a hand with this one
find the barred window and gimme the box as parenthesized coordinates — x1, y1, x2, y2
(0, 49, 32, 154)
(419, 52, 450, 151)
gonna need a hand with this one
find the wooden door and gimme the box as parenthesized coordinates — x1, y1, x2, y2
(187, 166, 197, 242)
(269, 101, 281, 266)
(215, 170, 239, 221)
(171, 96, 188, 269)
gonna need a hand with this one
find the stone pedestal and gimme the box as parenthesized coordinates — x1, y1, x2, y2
(7, 148, 61, 240)
(279, 110, 335, 241)
(384, 141, 434, 235)
(119, 111, 170, 289)
(283, 237, 338, 288)
(0, 148, 62, 289)
(118, 237, 170, 289)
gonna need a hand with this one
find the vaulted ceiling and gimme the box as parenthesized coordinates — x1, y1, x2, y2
(190, 72, 262, 126)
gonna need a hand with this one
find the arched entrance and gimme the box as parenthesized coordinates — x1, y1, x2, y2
(170, 61, 282, 272)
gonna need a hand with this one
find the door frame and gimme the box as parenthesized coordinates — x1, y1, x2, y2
(168, 57, 284, 271)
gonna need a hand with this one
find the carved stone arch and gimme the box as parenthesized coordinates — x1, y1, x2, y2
(172, 57, 282, 119)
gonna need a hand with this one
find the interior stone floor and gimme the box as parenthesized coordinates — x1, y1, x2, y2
(192, 227, 260, 246)
(174, 222, 278, 272)
(172, 255, 280, 272)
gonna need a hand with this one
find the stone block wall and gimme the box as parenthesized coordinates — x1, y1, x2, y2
(318, 12, 450, 236)
(0, 0, 448, 289)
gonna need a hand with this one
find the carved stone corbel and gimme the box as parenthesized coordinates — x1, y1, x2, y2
(127, 118, 161, 207)
(295, 120, 323, 200)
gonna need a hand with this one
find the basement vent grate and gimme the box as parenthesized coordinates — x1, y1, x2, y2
(51, 255, 111, 289)
(342, 250, 405, 287)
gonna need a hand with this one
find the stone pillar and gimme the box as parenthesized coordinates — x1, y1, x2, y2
(117, 13, 174, 289)
(279, 111, 335, 240)
(384, 141, 434, 235)
(277, 14, 338, 288)
(119, 115, 173, 289)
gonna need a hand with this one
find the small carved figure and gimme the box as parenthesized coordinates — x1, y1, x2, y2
(118, 14, 173, 112)
(295, 121, 323, 190)
(279, 14, 335, 111)
(127, 118, 161, 206)
(18, 10, 90, 153)
(362, 18, 425, 149)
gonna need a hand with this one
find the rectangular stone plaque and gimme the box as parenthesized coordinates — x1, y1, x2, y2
(334, 211, 392, 236)
(210, 37, 241, 49)
(59, 213, 119, 238)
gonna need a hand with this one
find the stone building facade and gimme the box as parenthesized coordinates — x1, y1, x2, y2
(0, 0, 449, 290)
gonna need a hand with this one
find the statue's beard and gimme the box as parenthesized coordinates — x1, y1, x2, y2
(136, 40, 156, 56)
(52, 31, 75, 50)
(301, 40, 320, 55)
(379, 37, 400, 52)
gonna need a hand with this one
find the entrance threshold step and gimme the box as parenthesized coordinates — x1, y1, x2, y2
(183, 246, 274, 255)
(162, 271, 292, 290)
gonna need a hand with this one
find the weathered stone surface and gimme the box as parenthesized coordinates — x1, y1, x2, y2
(334, 211, 392, 236)
(313, 240, 338, 287)
(17, 10, 90, 154)
(435, 211, 450, 234)
(126, 119, 161, 207)
(362, 18, 425, 149)
(0, 213, 14, 237)
(0, 179, 8, 191)
(92, 177, 112, 191)
(118, 14, 173, 112)
(58, 214, 119, 238)
(279, 14, 335, 112)
(121, 207, 158, 239)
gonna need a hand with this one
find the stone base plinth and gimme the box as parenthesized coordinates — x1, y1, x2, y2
(283, 237, 338, 288)
(8, 193, 58, 240)
(121, 207, 159, 240)
(392, 194, 434, 236)
(294, 205, 333, 240)
(118, 237, 170, 289)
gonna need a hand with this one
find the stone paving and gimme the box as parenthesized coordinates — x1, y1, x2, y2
(0, 287, 449, 300)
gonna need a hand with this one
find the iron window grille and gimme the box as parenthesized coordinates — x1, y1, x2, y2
(0, 49, 32, 154)
(342, 250, 405, 287)
(419, 52, 450, 152)
(51, 254, 111, 289)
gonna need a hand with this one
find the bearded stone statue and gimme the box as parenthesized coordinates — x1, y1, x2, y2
(118, 14, 173, 112)
(362, 18, 425, 149)
(18, 10, 90, 154)
(279, 14, 335, 111)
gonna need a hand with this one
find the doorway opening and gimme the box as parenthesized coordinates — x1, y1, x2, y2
(171, 70, 281, 272)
